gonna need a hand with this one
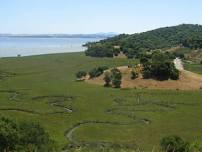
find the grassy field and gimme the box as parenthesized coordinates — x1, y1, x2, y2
(0, 52, 202, 151)
(184, 62, 202, 75)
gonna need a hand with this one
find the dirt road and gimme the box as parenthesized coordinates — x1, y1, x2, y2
(174, 58, 184, 71)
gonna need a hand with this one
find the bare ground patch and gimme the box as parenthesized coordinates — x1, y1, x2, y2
(86, 66, 202, 90)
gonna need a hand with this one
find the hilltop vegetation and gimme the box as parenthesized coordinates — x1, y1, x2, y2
(85, 24, 202, 58)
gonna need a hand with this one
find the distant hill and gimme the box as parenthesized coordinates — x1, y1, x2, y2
(85, 24, 202, 58)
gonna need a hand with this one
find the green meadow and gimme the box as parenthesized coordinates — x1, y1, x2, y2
(0, 52, 202, 151)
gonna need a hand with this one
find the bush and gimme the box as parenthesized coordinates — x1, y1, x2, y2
(170, 67, 180, 80)
(142, 63, 152, 79)
(111, 68, 122, 88)
(200, 61, 202, 64)
(89, 68, 102, 78)
(189, 141, 202, 152)
(0, 117, 56, 152)
(76, 71, 87, 79)
(160, 135, 189, 152)
(89, 66, 109, 78)
(0, 117, 20, 151)
(131, 70, 138, 80)
(104, 72, 111, 87)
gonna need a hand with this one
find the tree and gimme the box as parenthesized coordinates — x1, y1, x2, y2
(160, 136, 189, 152)
(89, 66, 108, 78)
(76, 71, 87, 79)
(103, 72, 111, 87)
(111, 68, 122, 88)
(0, 117, 20, 151)
(0, 117, 56, 152)
(170, 67, 180, 80)
(19, 122, 55, 152)
(141, 51, 179, 80)
(131, 70, 138, 80)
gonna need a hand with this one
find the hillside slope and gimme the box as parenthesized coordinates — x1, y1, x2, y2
(85, 24, 202, 58)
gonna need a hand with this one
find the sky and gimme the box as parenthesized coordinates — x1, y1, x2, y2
(0, 0, 202, 34)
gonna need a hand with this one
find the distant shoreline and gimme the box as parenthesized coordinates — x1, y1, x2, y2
(0, 33, 117, 39)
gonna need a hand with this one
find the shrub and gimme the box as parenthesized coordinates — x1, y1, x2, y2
(160, 135, 189, 152)
(104, 72, 111, 87)
(89, 66, 108, 78)
(0, 117, 56, 152)
(76, 71, 87, 79)
(98, 66, 109, 72)
(111, 68, 122, 88)
(189, 141, 202, 152)
(200, 61, 202, 64)
(0, 117, 20, 151)
(142, 63, 152, 79)
(170, 67, 180, 80)
(89, 68, 102, 78)
(131, 70, 138, 80)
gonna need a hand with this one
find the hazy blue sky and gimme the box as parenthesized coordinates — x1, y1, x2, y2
(1, 0, 202, 34)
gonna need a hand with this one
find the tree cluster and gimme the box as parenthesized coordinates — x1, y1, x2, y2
(0, 117, 56, 152)
(104, 68, 122, 88)
(85, 24, 202, 58)
(141, 51, 180, 80)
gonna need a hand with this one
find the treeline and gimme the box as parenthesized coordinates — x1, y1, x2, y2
(85, 24, 202, 58)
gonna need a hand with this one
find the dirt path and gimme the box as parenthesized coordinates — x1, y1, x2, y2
(174, 58, 184, 71)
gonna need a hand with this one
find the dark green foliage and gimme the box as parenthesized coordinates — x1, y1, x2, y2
(85, 24, 202, 57)
(173, 52, 185, 59)
(0, 117, 20, 151)
(200, 61, 202, 64)
(170, 67, 180, 80)
(160, 136, 189, 152)
(142, 51, 180, 80)
(103, 72, 111, 87)
(76, 71, 87, 79)
(189, 141, 202, 152)
(140, 57, 150, 65)
(89, 66, 109, 78)
(111, 68, 122, 88)
(182, 37, 202, 49)
(0, 117, 56, 152)
(85, 44, 114, 57)
(19, 122, 56, 152)
(131, 70, 138, 80)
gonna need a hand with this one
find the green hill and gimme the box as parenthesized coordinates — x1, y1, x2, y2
(85, 24, 202, 58)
